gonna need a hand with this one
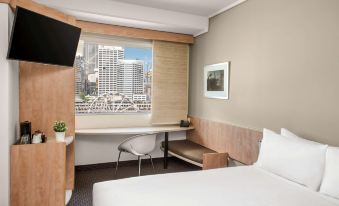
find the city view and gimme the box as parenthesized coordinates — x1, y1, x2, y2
(74, 40, 152, 114)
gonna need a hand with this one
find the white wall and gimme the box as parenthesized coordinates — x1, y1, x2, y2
(75, 131, 185, 165)
(0, 4, 19, 206)
(75, 114, 186, 165)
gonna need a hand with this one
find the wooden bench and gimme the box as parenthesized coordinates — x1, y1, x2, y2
(161, 140, 228, 170)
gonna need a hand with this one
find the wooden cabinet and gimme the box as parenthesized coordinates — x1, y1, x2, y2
(11, 138, 73, 206)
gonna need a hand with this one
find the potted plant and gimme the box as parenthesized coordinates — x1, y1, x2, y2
(53, 121, 67, 142)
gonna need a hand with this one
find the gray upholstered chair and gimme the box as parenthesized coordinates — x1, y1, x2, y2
(115, 134, 157, 176)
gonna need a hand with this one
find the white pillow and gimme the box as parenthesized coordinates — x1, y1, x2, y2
(320, 147, 339, 199)
(256, 128, 328, 191)
(281, 128, 325, 146)
(281, 128, 303, 141)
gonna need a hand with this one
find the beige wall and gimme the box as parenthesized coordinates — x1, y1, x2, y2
(189, 0, 339, 146)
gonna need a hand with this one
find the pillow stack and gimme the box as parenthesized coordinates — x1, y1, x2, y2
(256, 128, 339, 200)
(256, 128, 327, 191)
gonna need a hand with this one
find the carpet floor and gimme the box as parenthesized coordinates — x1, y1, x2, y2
(67, 157, 200, 206)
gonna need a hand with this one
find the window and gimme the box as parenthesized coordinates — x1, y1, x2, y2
(74, 34, 152, 115)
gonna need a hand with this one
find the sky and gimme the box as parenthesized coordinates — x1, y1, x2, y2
(124, 47, 152, 71)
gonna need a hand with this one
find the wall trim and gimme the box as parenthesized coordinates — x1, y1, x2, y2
(208, 0, 248, 18)
(193, 27, 209, 37)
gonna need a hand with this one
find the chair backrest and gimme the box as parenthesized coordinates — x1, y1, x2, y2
(119, 134, 157, 155)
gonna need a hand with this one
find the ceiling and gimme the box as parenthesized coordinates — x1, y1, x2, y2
(111, 0, 243, 17)
(36, 0, 247, 36)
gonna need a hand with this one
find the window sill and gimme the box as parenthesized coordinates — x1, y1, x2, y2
(75, 112, 151, 117)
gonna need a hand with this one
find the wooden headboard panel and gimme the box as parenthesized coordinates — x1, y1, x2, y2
(187, 116, 263, 165)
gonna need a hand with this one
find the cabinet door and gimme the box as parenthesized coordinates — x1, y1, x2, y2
(11, 143, 66, 206)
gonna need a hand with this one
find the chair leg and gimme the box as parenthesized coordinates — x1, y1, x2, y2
(148, 154, 155, 172)
(115, 151, 122, 176)
(138, 156, 142, 176)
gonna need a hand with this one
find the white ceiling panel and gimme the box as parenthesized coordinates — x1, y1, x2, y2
(111, 0, 244, 17)
(35, 0, 247, 36)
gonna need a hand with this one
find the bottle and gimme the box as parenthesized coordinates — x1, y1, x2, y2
(20, 121, 32, 144)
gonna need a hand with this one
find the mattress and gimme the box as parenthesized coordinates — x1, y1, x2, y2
(93, 166, 339, 206)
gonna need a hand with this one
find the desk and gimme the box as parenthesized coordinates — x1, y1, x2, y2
(75, 125, 194, 169)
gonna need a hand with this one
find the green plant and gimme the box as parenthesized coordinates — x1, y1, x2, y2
(53, 121, 67, 132)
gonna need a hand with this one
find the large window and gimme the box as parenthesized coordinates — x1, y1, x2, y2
(74, 34, 152, 115)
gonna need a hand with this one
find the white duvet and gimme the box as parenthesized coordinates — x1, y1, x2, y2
(93, 166, 339, 206)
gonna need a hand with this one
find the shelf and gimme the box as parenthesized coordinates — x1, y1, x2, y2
(47, 136, 74, 146)
(64, 136, 74, 146)
(65, 189, 72, 205)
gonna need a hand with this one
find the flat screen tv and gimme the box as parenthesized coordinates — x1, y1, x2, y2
(7, 7, 81, 67)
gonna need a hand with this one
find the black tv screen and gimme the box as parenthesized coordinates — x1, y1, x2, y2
(7, 7, 81, 67)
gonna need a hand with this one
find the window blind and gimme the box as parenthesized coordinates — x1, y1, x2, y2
(151, 41, 189, 124)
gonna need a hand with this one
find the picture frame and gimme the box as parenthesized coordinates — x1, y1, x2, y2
(204, 62, 229, 99)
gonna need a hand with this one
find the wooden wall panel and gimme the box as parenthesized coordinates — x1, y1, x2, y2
(9, 0, 77, 25)
(187, 116, 263, 165)
(11, 143, 66, 206)
(0, 0, 11, 4)
(19, 62, 75, 137)
(19, 61, 75, 189)
(77, 20, 194, 44)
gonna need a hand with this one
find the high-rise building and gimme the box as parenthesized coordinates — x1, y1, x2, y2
(117, 60, 144, 99)
(82, 43, 98, 95)
(87, 72, 97, 95)
(97, 46, 124, 95)
(74, 55, 84, 95)
(144, 68, 152, 101)
(83, 42, 98, 74)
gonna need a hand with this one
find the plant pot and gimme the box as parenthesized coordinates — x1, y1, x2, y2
(55, 132, 65, 142)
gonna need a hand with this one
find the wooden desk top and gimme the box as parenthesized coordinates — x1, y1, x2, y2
(75, 125, 194, 135)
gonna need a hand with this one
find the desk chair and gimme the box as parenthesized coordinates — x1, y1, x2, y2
(115, 134, 157, 176)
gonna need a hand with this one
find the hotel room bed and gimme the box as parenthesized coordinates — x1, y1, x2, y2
(93, 166, 339, 206)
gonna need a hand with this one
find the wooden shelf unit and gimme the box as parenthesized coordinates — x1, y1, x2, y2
(11, 139, 74, 206)
(16, 59, 75, 206)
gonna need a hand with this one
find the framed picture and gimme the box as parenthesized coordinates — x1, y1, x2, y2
(204, 62, 229, 99)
